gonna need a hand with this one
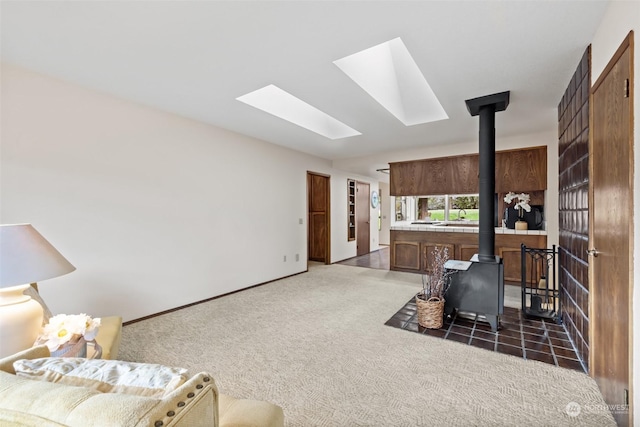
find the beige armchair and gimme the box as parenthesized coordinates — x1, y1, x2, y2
(0, 346, 285, 427)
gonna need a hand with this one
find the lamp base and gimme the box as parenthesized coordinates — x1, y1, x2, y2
(0, 284, 44, 358)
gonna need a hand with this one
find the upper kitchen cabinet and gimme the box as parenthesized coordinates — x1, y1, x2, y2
(390, 146, 547, 196)
(390, 153, 478, 195)
(494, 146, 547, 193)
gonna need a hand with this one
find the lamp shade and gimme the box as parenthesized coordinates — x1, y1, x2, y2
(0, 224, 76, 288)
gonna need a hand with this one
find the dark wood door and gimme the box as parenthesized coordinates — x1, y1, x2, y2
(590, 32, 632, 427)
(308, 172, 330, 263)
(356, 181, 370, 256)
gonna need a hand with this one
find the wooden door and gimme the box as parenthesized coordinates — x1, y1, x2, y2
(590, 32, 633, 427)
(308, 172, 330, 264)
(356, 181, 370, 256)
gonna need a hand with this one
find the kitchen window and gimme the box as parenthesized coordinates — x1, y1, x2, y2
(394, 194, 479, 222)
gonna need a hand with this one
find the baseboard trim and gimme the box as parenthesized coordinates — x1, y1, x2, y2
(123, 269, 308, 326)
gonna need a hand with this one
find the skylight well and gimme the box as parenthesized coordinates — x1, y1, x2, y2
(334, 37, 448, 126)
(236, 85, 361, 140)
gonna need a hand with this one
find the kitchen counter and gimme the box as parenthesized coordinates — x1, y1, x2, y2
(390, 221, 546, 235)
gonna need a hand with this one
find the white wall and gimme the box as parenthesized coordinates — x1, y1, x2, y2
(590, 0, 640, 418)
(0, 63, 378, 321)
(379, 181, 390, 245)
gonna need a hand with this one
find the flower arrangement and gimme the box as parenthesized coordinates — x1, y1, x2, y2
(36, 313, 101, 352)
(503, 192, 531, 218)
(419, 246, 455, 300)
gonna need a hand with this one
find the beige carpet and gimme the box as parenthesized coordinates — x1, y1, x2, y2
(119, 264, 615, 426)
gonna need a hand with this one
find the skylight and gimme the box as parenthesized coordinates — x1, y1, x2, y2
(236, 85, 361, 140)
(334, 37, 448, 126)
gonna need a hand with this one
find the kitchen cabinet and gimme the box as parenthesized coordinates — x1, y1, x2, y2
(390, 153, 478, 196)
(391, 241, 421, 271)
(389, 146, 547, 196)
(390, 230, 546, 283)
(495, 147, 547, 193)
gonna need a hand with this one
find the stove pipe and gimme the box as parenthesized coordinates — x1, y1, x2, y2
(465, 91, 510, 263)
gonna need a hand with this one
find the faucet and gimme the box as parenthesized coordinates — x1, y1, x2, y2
(457, 209, 467, 220)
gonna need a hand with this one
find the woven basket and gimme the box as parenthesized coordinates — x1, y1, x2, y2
(415, 294, 445, 329)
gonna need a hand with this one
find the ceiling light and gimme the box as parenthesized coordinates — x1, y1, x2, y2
(237, 85, 361, 140)
(334, 37, 448, 126)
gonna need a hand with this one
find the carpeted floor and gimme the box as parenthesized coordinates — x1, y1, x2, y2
(119, 263, 615, 426)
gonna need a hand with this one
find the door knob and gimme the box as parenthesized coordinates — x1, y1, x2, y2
(586, 248, 600, 257)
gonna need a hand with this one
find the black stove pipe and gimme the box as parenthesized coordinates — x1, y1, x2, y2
(478, 105, 496, 262)
(465, 91, 510, 262)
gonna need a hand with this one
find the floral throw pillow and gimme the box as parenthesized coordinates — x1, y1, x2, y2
(14, 358, 189, 398)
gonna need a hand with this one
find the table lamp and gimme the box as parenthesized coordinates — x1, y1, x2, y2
(0, 224, 76, 357)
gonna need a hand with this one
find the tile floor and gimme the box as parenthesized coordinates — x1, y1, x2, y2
(337, 246, 390, 270)
(385, 298, 586, 372)
(337, 246, 585, 372)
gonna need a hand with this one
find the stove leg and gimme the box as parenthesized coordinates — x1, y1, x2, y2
(486, 314, 499, 332)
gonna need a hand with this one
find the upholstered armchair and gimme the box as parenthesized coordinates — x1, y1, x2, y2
(0, 346, 285, 427)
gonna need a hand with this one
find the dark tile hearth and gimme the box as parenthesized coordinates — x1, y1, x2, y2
(386, 299, 586, 372)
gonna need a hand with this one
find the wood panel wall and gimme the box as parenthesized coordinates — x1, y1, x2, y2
(558, 46, 590, 369)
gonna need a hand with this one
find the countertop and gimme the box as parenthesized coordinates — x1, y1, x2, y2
(390, 221, 547, 235)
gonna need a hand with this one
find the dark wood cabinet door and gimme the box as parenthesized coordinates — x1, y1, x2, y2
(495, 147, 547, 193)
(392, 241, 421, 271)
(459, 244, 478, 262)
(499, 247, 522, 284)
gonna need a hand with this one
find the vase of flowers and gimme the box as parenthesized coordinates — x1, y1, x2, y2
(415, 246, 455, 329)
(35, 313, 101, 358)
(503, 192, 531, 230)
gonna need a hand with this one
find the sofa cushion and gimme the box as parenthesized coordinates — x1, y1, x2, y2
(14, 358, 188, 398)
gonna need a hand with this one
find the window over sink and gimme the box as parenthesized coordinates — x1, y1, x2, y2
(394, 194, 479, 223)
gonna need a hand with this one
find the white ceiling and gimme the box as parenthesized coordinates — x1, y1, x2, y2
(1, 1, 608, 174)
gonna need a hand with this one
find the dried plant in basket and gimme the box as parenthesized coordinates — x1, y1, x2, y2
(417, 246, 455, 302)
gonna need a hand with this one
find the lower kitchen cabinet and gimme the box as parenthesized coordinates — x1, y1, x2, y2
(390, 230, 547, 283)
(392, 241, 421, 271)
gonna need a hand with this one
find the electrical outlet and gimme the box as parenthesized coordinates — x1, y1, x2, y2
(296, 254, 299, 262)
(299, 218, 303, 224)
(283, 255, 287, 262)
